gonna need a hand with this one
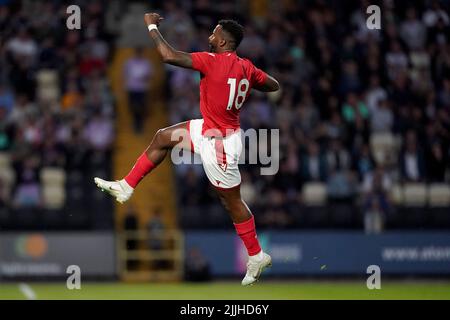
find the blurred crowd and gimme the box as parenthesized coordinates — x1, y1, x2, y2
(155, 0, 450, 230)
(1, 0, 449, 231)
(0, 0, 115, 228)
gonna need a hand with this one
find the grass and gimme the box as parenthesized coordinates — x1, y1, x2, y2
(1, 281, 450, 300)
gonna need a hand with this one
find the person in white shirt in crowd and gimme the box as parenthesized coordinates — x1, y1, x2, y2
(123, 47, 153, 134)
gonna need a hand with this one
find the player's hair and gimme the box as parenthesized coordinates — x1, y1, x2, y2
(218, 19, 244, 50)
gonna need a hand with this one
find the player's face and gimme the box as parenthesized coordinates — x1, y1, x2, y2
(208, 25, 221, 53)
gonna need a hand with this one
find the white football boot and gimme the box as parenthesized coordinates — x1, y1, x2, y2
(241, 252, 272, 286)
(94, 177, 134, 204)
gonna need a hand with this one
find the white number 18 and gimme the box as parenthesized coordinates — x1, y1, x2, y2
(226, 78, 250, 110)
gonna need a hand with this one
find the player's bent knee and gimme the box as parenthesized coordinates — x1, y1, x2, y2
(154, 128, 171, 147)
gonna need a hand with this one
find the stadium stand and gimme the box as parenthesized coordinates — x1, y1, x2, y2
(0, 0, 116, 230)
(157, 0, 450, 230)
(0, 0, 449, 234)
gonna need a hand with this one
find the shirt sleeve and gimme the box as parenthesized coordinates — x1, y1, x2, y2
(251, 65, 268, 87)
(191, 52, 216, 74)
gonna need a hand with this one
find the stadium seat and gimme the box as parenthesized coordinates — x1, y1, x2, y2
(428, 184, 450, 207)
(0, 152, 11, 168)
(302, 182, 327, 206)
(399, 183, 428, 228)
(370, 132, 398, 166)
(0, 153, 16, 205)
(427, 184, 450, 228)
(0, 166, 16, 200)
(300, 183, 329, 228)
(39, 86, 59, 103)
(40, 168, 66, 210)
(41, 168, 66, 185)
(42, 185, 66, 209)
(36, 69, 58, 86)
(390, 184, 404, 206)
(36, 69, 59, 102)
(403, 183, 427, 206)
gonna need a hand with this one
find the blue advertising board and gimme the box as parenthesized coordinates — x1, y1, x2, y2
(184, 231, 450, 276)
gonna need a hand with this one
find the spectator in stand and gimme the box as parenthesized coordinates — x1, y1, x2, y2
(426, 141, 447, 182)
(364, 196, 385, 234)
(0, 84, 15, 115)
(365, 75, 387, 115)
(123, 47, 153, 134)
(83, 109, 114, 152)
(423, 0, 450, 28)
(342, 92, 369, 125)
(301, 140, 327, 182)
(362, 166, 392, 234)
(0, 107, 12, 151)
(370, 98, 394, 133)
(0, 1, 116, 230)
(5, 27, 38, 64)
(3, 0, 450, 231)
(326, 139, 351, 172)
(184, 246, 211, 282)
(147, 207, 165, 251)
(400, 7, 427, 50)
(327, 167, 357, 203)
(438, 78, 450, 108)
(259, 189, 292, 228)
(400, 131, 426, 182)
(385, 41, 409, 81)
(353, 144, 375, 181)
(12, 156, 41, 209)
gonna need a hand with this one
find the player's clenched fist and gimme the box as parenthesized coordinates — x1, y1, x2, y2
(144, 13, 164, 26)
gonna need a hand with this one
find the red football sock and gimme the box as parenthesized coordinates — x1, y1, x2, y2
(234, 215, 262, 256)
(124, 152, 156, 188)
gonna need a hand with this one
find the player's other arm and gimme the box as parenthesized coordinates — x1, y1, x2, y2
(251, 64, 280, 92)
(253, 74, 280, 92)
(144, 13, 193, 68)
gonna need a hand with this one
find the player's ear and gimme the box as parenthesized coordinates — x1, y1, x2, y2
(219, 38, 227, 48)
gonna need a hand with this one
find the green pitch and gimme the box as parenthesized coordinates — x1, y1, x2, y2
(1, 281, 450, 300)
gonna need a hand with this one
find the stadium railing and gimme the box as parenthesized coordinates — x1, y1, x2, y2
(117, 229, 184, 282)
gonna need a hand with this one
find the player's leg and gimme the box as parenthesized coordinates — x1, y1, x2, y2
(200, 133, 271, 285)
(215, 185, 251, 223)
(94, 121, 192, 203)
(214, 185, 272, 285)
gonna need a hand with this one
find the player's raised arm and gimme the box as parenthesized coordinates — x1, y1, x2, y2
(144, 13, 193, 69)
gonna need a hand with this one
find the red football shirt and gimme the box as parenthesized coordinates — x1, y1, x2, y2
(191, 51, 267, 137)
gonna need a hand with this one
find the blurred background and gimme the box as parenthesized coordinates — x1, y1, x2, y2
(0, 0, 450, 297)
